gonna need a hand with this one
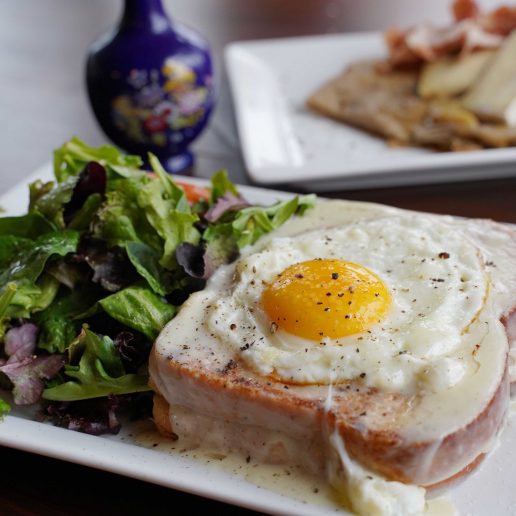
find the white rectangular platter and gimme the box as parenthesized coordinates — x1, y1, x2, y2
(225, 33, 516, 191)
(1, 164, 516, 515)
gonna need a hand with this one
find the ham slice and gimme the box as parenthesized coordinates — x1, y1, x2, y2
(385, 0, 516, 68)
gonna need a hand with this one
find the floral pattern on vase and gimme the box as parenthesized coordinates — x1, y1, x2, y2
(112, 58, 212, 149)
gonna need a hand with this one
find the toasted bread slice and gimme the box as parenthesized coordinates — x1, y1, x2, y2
(307, 62, 423, 144)
(307, 61, 516, 151)
(150, 201, 516, 490)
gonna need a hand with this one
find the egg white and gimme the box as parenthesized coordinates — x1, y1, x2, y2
(205, 214, 489, 393)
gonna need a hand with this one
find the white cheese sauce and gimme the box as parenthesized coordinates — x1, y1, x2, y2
(122, 419, 454, 516)
(125, 419, 342, 511)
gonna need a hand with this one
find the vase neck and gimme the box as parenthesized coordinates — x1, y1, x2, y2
(119, 0, 171, 31)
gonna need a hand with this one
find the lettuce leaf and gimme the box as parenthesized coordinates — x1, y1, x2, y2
(43, 395, 130, 435)
(29, 180, 55, 209)
(99, 286, 176, 340)
(92, 177, 163, 251)
(35, 288, 101, 354)
(137, 156, 200, 268)
(76, 237, 137, 292)
(125, 241, 175, 295)
(0, 138, 317, 421)
(0, 231, 79, 335)
(148, 153, 189, 211)
(0, 276, 59, 335)
(67, 193, 103, 230)
(0, 398, 10, 419)
(204, 194, 316, 248)
(30, 176, 78, 228)
(210, 169, 239, 202)
(0, 236, 32, 268)
(0, 212, 55, 238)
(43, 327, 150, 401)
(0, 230, 80, 286)
(54, 137, 144, 183)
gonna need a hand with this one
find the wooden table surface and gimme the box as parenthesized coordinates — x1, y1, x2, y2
(0, 1, 515, 515)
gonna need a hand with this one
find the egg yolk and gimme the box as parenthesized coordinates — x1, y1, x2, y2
(261, 259, 391, 341)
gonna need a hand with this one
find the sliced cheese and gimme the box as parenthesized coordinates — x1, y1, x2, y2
(418, 50, 495, 98)
(462, 30, 516, 125)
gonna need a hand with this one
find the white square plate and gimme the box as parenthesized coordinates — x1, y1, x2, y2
(1, 165, 516, 515)
(225, 33, 516, 191)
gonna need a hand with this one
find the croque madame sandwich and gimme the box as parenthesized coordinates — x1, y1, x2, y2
(149, 199, 516, 515)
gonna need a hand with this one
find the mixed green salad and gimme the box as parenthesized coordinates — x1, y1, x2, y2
(0, 138, 314, 434)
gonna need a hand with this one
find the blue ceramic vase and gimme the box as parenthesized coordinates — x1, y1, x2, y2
(86, 0, 215, 173)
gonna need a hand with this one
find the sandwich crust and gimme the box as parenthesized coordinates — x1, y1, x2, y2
(150, 343, 509, 487)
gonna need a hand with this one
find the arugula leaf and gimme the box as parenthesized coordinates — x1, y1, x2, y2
(232, 195, 316, 247)
(54, 137, 144, 183)
(43, 327, 150, 401)
(99, 286, 175, 340)
(238, 195, 315, 247)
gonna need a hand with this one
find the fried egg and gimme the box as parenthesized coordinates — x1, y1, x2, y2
(206, 212, 491, 393)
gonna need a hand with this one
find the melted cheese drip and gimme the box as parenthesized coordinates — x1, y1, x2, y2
(328, 429, 427, 515)
(131, 420, 455, 516)
(322, 379, 445, 516)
